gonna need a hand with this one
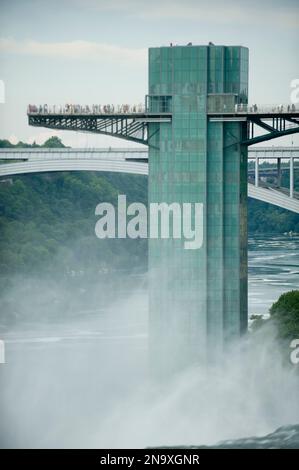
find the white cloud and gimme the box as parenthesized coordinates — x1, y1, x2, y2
(76, 0, 299, 29)
(8, 134, 19, 145)
(0, 38, 147, 64)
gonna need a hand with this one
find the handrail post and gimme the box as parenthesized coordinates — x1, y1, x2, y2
(255, 157, 259, 187)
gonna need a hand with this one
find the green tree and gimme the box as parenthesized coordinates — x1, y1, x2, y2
(43, 136, 65, 148)
(0, 139, 13, 148)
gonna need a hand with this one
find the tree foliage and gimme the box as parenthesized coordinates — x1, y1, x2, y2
(270, 290, 299, 340)
(0, 139, 148, 287)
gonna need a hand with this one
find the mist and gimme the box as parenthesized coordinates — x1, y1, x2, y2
(0, 260, 298, 448)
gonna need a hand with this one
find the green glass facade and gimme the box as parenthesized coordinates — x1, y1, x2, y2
(148, 45, 249, 372)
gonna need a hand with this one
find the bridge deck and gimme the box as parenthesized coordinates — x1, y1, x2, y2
(1, 146, 298, 159)
(27, 111, 299, 119)
(27, 106, 299, 147)
(0, 147, 298, 213)
(208, 111, 299, 119)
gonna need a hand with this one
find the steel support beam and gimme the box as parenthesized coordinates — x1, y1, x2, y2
(243, 125, 299, 146)
(28, 113, 172, 147)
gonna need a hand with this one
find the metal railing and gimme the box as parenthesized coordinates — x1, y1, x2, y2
(212, 103, 299, 114)
(236, 103, 299, 113)
(28, 103, 299, 116)
(27, 104, 147, 115)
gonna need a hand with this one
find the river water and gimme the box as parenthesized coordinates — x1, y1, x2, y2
(248, 234, 299, 317)
(0, 235, 298, 448)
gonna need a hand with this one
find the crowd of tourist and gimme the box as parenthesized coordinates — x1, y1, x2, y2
(28, 102, 298, 115)
(234, 103, 298, 113)
(27, 103, 146, 114)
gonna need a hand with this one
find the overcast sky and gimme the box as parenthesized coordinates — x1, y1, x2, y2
(0, 0, 298, 147)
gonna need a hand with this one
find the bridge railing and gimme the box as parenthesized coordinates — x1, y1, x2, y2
(28, 103, 299, 116)
(237, 103, 298, 114)
(209, 103, 299, 114)
(27, 104, 147, 115)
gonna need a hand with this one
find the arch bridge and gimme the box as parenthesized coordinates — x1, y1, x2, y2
(0, 146, 298, 213)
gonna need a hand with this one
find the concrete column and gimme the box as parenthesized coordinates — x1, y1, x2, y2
(277, 157, 281, 187)
(255, 157, 259, 187)
(290, 157, 294, 198)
